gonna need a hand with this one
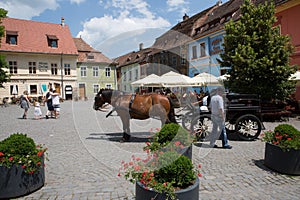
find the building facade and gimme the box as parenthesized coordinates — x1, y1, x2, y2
(0, 18, 78, 101)
(74, 38, 116, 100)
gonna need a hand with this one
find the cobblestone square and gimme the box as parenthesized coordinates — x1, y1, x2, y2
(1, 101, 299, 200)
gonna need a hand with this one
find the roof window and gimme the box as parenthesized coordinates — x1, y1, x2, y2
(6, 31, 18, 45)
(47, 35, 58, 48)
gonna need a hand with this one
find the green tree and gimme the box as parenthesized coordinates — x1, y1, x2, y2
(218, 0, 296, 100)
(0, 8, 10, 88)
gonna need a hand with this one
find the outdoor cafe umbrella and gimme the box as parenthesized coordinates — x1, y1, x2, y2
(131, 74, 162, 87)
(191, 72, 220, 86)
(289, 71, 300, 81)
(160, 71, 195, 87)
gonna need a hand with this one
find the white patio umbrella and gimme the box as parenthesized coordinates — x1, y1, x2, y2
(160, 71, 195, 87)
(289, 71, 300, 81)
(131, 74, 162, 87)
(191, 72, 220, 86)
(218, 74, 230, 81)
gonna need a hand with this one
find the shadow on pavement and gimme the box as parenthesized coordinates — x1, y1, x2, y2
(86, 132, 152, 143)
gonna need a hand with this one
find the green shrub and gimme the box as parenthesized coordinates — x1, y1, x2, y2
(154, 151, 196, 188)
(262, 124, 300, 150)
(0, 133, 47, 174)
(144, 123, 194, 152)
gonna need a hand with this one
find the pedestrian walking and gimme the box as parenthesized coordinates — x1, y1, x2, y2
(20, 90, 30, 119)
(44, 88, 54, 119)
(50, 90, 61, 119)
(33, 100, 42, 119)
(210, 87, 232, 149)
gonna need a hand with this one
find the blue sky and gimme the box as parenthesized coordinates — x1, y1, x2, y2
(0, 0, 228, 58)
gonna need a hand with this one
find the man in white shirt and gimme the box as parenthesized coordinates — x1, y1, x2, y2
(50, 90, 60, 119)
(210, 87, 232, 149)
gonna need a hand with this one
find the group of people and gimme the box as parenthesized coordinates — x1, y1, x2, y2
(19, 88, 60, 119)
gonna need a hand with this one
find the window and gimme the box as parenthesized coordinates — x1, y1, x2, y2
(106, 84, 112, 89)
(30, 85, 37, 95)
(51, 63, 58, 75)
(6, 31, 18, 45)
(192, 46, 197, 59)
(87, 54, 94, 60)
(93, 84, 99, 94)
(10, 85, 18, 95)
(135, 69, 138, 80)
(129, 71, 132, 81)
(172, 56, 177, 66)
(93, 66, 99, 77)
(123, 72, 126, 81)
(29, 62, 36, 74)
(81, 66, 87, 77)
(47, 35, 58, 48)
(64, 64, 71, 75)
(9, 61, 17, 74)
(105, 67, 111, 77)
(200, 42, 206, 57)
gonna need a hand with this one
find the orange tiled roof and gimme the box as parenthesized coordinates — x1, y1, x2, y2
(0, 18, 78, 55)
(73, 37, 112, 63)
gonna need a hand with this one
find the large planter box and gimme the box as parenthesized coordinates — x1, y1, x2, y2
(135, 177, 199, 200)
(264, 142, 300, 175)
(0, 160, 45, 199)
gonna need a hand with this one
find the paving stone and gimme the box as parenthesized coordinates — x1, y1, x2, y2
(1, 101, 300, 200)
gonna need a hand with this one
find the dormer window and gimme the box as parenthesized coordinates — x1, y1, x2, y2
(87, 53, 94, 60)
(6, 31, 18, 45)
(47, 35, 58, 48)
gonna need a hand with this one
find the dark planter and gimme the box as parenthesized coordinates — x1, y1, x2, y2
(0, 158, 45, 199)
(264, 142, 300, 175)
(135, 177, 199, 200)
(179, 145, 192, 159)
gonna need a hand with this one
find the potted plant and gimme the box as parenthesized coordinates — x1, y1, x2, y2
(144, 123, 195, 159)
(262, 124, 300, 175)
(119, 123, 201, 200)
(0, 133, 48, 198)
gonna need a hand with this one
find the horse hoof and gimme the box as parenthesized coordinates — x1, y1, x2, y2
(120, 138, 129, 143)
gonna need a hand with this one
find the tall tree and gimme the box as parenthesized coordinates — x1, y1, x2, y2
(218, 0, 296, 100)
(0, 8, 10, 88)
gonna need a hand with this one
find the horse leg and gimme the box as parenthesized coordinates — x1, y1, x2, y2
(118, 110, 131, 142)
(168, 106, 177, 124)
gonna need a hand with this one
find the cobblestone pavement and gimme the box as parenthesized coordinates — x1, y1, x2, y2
(1, 101, 299, 200)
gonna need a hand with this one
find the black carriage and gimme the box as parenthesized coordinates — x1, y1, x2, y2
(186, 93, 263, 141)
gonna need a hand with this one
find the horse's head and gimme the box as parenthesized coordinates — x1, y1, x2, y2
(93, 89, 113, 110)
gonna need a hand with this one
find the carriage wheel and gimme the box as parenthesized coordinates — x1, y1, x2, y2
(190, 114, 212, 141)
(225, 121, 236, 134)
(181, 110, 195, 131)
(235, 114, 262, 141)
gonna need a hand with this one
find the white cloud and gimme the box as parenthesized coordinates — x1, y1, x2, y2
(77, 0, 171, 57)
(166, 0, 189, 15)
(70, 0, 86, 4)
(0, 0, 59, 19)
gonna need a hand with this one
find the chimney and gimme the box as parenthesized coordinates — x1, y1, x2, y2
(139, 43, 143, 51)
(183, 13, 189, 21)
(61, 17, 65, 27)
(217, 0, 222, 6)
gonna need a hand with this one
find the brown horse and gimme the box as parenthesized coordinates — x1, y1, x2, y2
(93, 89, 177, 141)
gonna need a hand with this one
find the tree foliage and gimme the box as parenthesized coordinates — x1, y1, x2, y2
(0, 8, 10, 88)
(218, 0, 296, 100)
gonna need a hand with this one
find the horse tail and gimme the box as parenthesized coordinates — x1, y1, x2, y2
(167, 96, 177, 124)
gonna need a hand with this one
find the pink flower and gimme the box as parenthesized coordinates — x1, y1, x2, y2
(0, 152, 4, 157)
(175, 141, 181, 146)
(9, 157, 13, 161)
